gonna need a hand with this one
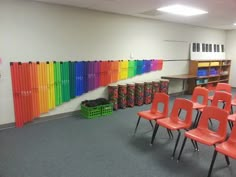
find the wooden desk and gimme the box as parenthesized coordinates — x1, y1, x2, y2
(161, 74, 197, 94)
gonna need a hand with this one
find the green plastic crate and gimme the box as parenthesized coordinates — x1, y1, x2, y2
(81, 104, 101, 119)
(101, 103, 113, 116)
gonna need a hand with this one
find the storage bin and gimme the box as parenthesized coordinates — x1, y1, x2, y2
(101, 104, 113, 116)
(198, 62, 209, 67)
(81, 103, 113, 119)
(197, 69, 208, 76)
(210, 62, 220, 66)
(81, 104, 101, 119)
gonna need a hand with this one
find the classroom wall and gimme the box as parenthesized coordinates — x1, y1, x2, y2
(0, 0, 226, 125)
(226, 30, 236, 87)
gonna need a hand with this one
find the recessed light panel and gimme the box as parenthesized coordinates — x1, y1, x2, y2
(157, 4, 208, 16)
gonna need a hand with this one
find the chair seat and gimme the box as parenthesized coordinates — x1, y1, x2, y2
(228, 114, 236, 122)
(185, 129, 226, 146)
(193, 102, 206, 110)
(157, 118, 189, 130)
(216, 142, 236, 159)
(138, 111, 165, 120)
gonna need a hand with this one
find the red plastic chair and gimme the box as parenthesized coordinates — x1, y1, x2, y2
(194, 91, 232, 128)
(191, 87, 209, 127)
(151, 98, 193, 158)
(134, 92, 169, 135)
(177, 106, 229, 163)
(208, 83, 231, 102)
(207, 123, 236, 177)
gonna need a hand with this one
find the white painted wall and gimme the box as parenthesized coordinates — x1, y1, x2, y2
(226, 30, 236, 87)
(0, 0, 226, 125)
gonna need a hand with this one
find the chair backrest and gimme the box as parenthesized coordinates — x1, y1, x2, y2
(170, 98, 193, 128)
(228, 124, 236, 143)
(151, 93, 169, 117)
(198, 106, 228, 139)
(191, 87, 209, 105)
(215, 83, 231, 93)
(211, 91, 232, 113)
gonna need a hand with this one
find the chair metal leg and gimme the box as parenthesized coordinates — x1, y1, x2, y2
(191, 140, 196, 150)
(177, 137, 187, 162)
(207, 150, 218, 177)
(150, 124, 160, 145)
(172, 130, 181, 159)
(228, 121, 233, 130)
(134, 116, 141, 135)
(194, 141, 199, 151)
(149, 120, 154, 128)
(167, 129, 171, 138)
(225, 155, 230, 166)
(194, 112, 202, 128)
(192, 111, 199, 128)
(167, 129, 173, 139)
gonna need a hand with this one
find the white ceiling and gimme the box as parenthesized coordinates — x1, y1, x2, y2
(34, 0, 236, 30)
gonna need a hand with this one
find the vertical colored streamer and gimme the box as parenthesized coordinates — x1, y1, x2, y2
(10, 62, 23, 127)
(119, 60, 128, 80)
(69, 61, 76, 98)
(111, 61, 119, 83)
(157, 60, 163, 70)
(94, 61, 100, 89)
(100, 61, 108, 86)
(136, 60, 143, 75)
(29, 62, 40, 118)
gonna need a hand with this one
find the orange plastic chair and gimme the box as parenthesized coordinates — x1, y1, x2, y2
(134, 93, 169, 135)
(151, 98, 193, 158)
(191, 87, 209, 127)
(194, 91, 232, 128)
(208, 83, 231, 102)
(207, 123, 236, 177)
(177, 106, 229, 163)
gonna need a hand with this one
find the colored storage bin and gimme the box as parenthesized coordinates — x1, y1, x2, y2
(152, 80, 160, 100)
(108, 84, 118, 110)
(135, 82, 144, 106)
(197, 69, 208, 76)
(144, 81, 152, 104)
(127, 83, 135, 107)
(80, 104, 101, 119)
(160, 79, 169, 94)
(101, 103, 113, 116)
(210, 62, 220, 66)
(118, 84, 127, 109)
(209, 68, 218, 75)
(198, 62, 209, 67)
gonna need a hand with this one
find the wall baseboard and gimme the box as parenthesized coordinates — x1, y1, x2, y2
(0, 110, 81, 131)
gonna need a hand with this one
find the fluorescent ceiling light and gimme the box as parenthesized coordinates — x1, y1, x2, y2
(157, 4, 208, 16)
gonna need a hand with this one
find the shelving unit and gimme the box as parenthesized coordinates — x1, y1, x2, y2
(188, 59, 231, 92)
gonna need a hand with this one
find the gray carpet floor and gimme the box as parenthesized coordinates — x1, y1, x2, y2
(0, 94, 235, 177)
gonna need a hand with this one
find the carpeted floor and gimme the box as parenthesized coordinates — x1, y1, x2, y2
(0, 94, 235, 177)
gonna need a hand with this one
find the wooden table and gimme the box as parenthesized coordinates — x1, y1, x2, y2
(161, 74, 197, 94)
